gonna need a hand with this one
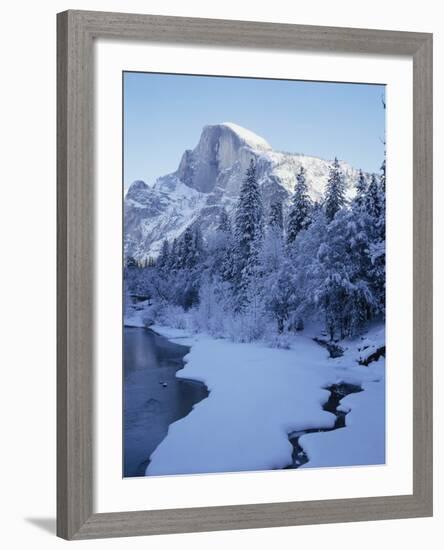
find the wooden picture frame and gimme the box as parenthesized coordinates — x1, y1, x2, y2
(57, 9, 433, 540)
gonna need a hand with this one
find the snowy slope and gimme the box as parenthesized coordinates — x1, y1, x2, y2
(124, 122, 363, 261)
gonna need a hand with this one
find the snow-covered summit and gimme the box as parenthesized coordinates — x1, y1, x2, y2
(219, 122, 272, 151)
(125, 123, 364, 262)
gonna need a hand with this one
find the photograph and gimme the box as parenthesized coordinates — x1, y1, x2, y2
(0, 2, 435, 544)
(123, 71, 386, 478)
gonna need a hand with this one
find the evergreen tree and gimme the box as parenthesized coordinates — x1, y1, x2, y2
(367, 162, 386, 317)
(269, 200, 284, 231)
(352, 169, 367, 212)
(324, 157, 346, 222)
(157, 239, 170, 272)
(234, 159, 264, 305)
(266, 259, 297, 333)
(365, 173, 382, 220)
(175, 235, 186, 270)
(316, 210, 376, 339)
(174, 226, 203, 271)
(287, 166, 312, 243)
(380, 90, 386, 198)
(167, 226, 204, 308)
(191, 225, 204, 267)
(216, 209, 235, 282)
(235, 160, 264, 245)
(378, 161, 386, 239)
(261, 199, 285, 278)
(168, 239, 178, 271)
(380, 158, 386, 195)
(289, 208, 327, 327)
(205, 210, 233, 281)
(218, 207, 231, 233)
(182, 227, 194, 268)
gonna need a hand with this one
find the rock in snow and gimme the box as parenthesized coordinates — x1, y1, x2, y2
(124, 122, 363, 262)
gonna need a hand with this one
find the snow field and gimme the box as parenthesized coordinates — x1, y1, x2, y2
(145, 324, 385, 475)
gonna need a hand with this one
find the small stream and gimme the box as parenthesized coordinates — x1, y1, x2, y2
(123, 327, 208, 477)
(286, 383, 363, 468)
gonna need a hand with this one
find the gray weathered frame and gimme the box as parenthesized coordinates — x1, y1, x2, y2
(57, 9, 433, 540)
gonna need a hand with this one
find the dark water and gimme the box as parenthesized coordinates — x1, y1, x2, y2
(287, 383, 363, 468)
(123, 327, 209, 477)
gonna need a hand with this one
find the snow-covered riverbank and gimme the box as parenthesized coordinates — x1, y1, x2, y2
(143, 323, 385, 476)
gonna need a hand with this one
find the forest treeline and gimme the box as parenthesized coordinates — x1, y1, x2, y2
(126, 156, 385, 344)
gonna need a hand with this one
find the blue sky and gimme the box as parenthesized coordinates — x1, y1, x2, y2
(124, 72, 385, 189)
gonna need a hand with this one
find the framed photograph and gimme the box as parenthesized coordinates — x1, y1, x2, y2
(57, 10, 433, 540)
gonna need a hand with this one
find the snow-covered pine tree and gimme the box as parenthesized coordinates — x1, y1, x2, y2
(367, 162, 386, 317)
(269, 200, 284, 231)
(234, 159, 264, 305)
(312, 199, 323, 212)
(167, 239, 178, 271)
(182, 227, 194, 269)
(237, 159, 264, 231)
(365, 173, 382, 220)
(191, 225, 204, 268)
(287, 207, 327, 331)
(377, 90, 387, 243)
(176, 225, 203, 271)
(168, 225, 202, 308)
(266, 259, 297, 333)
(380, 90, 386, 198)
(218, 207, 231, 233)
(260, 198, 284, 275)
(287, 166, 312, 243)
(368, 237, 385, 316)
(324, 157, 346, 222)
(378, 161, 386, 239)
(216, 209, 235, 282)
(380, 158, 386, 195)
(352, 169, 367, 212)
(175, 235, 187, 270)
(316, 209, 377, 340)
(157, 239, 170, 272)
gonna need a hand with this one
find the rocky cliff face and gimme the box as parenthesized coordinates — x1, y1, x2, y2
(124, 122, 361, 262)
